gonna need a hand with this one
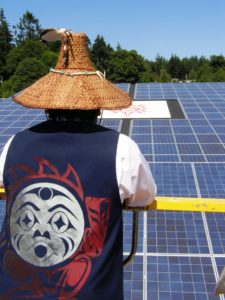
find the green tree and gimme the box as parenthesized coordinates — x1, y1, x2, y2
(152, 54, 167, 77)
(167, 54, 186, 80)
(116, 43, 122, 51)
(13, 11, 41, 45)
(196, 63, 213, 82)
(185, 56, 200, 75)
(108, 49, 146, 83)
(91, 35, 113, 74)
(6, 39, 48, 76)
(185, 55, 208, 81)
(2, 57, 48, 97)
(212, 68, 225, 81)
(180, 57, 193, 81)
(0, 8, 13, 80)
(157, 68, 171, 82)
(1, 76, 16, 97)
(210, 55, 225, 71)
(41, 50, 58, 69)
(139, 60, 156, 82)
(188, 69, 197, 81)
(44, 40, 61, 53)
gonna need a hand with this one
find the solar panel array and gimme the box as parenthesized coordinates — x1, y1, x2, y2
(0, 82, 225, 299)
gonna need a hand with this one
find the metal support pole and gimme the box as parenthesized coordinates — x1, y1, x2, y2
(123, 211, 139, 267)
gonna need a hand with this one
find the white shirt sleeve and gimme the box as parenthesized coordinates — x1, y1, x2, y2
(0, 136, 14, 186)
(116, 133, 156, 207)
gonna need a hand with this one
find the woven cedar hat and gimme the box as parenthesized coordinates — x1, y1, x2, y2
(13, 29, 132, 110)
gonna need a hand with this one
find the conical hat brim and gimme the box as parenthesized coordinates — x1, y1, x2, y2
(13, 72, 132, 110)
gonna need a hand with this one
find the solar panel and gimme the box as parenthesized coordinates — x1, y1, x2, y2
(195, 164, 225, 198)
(0, 202, 5, 229)
(131, 82, 225, 298)
(1, 82, 225, 299)
(151, 163, 198, 197)
(147, 256, 218, 300)
(147, 211, 209, 254)
(123, 211, 144, 253)
(174, 135, 198, 143)
(124, 255, 143, 300)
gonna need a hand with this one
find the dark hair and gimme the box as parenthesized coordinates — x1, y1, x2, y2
(45, 109, 101, 122)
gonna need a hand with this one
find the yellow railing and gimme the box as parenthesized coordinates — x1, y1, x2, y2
(1, 187, 225, 212)
(124, 196, 225, 213)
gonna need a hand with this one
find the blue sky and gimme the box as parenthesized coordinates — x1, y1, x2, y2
(1, 0, 225, 60)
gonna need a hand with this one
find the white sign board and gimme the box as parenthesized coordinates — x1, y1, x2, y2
(102, 101, 171, 119)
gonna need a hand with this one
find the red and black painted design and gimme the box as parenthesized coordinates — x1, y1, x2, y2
(1, 158, 111, 299)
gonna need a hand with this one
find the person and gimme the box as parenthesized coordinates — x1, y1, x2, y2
(0, 28, 156, 300)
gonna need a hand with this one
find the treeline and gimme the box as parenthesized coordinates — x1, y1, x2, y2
(1, 9, 225, 98)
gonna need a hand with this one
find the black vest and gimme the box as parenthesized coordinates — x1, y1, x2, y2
(0, 121, 123, 300)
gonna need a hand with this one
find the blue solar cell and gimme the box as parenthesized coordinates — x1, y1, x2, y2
(216, 257, 225, 280)
(180, 155, 206, 162)
(132, 126, 151, 134)
(187, 113, 206, 119)
(219, 135, 225, 143)
(134, 95, 148, 100)
(150, 163, 198, 197)
(173, 126, 194, 135)
(197, 135, 221, 144)
(189, 120, 210, 127)
(11, 120, 34, 128)
(143, 154, 153, 162)
(116, 83, 130, 93)
(185, 108, 202, 113)
(138, 143, 153, 154)
(153, 134, 175, 143)
(178, 144, 203, 155)
(201, 107, 219, 113)
(132, 134, 152, 143)
(123, 211, 143, 253)
(175, 135, 198, 143)
(1, 127, 23, 135)
(154, 144, 177, 155)
(0, 201, 5, 230)
(205, 113, 224, 119)
(170, 120, 190, 126)
(155, 155, 180, 162)
(217, 101, 225, 106)
(153, 127, 173, 135)
(195, 164, 225, 198)
(147, 256, 217, 300)
(1, 115, 19, 121)
(133, 119, 151, 126)
(123, 255, 143, 300)
(202, 144, 225, 155)
(147, 211, 209, 254)
(0, 135, 12, 144)
(214, 127, 225, 134)
(152, 120, 171, 126)
(101, 119, 121, 130)
(0, 121, 13, 130)
(206, 213, 225, 254)
(162, 94, 177, 99)
(23, 109, 41, 115)
(206, 155, 225, 162)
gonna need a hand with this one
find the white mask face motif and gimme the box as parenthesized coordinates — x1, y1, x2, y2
(10, 183, 84, 267)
